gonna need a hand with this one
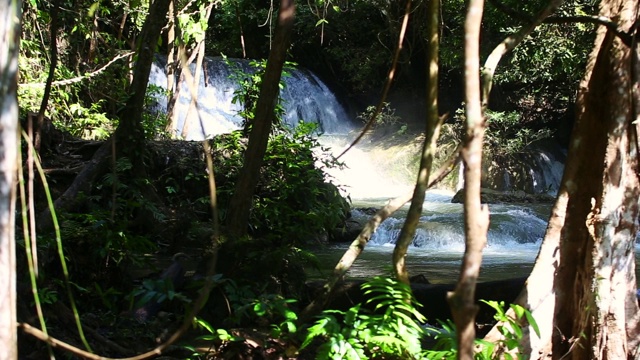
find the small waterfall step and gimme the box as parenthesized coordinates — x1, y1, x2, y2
(149, 56, 354, 140)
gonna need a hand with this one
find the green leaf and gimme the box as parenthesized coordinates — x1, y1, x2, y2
(194, 317, 215, 334)
(88, 2, 100, 17)
(525, 310, 541, 338)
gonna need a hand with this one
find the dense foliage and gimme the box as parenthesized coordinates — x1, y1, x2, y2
(12, 0, 604, 357)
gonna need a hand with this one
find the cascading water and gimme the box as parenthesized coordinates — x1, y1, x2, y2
(530, 147, 565, 194)
(149, 56, 354, 139)
(312, 191, 552, 283)
(147, 58, 633, 283)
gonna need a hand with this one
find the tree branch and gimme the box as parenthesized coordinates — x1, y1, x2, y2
(545, 15, 632, 45)
(392, 0, 441, 286)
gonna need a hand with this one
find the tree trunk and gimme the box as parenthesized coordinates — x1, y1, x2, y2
(226, 0, 295, 238)
(116, 0, 170, 165)
(446, 0, 488, 358)
(551, 0, 640, 358)
(392, 0, 441, 286)
(34, 0, 59, 153)
(0, 0, 21, 357)
(165, 0, 178, 136)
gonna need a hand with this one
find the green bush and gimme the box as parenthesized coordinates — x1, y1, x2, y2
(302, 276, 540, 360)
(445, 107, 553, 161)
(302, 276, 427, 359)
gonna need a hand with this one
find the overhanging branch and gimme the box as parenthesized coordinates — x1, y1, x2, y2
(486, 0, 632, 46)
(545, 15, 632, 45)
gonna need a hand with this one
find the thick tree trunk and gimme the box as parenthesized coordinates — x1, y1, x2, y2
(227, 0, 295, 238)
(551, 0, 640, 358)
(0, 0, 20, 357)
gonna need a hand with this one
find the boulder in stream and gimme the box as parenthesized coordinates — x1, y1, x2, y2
(451, 187, 556, 204)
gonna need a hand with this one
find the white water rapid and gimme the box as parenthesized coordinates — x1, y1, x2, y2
(147, 58, 639, 283)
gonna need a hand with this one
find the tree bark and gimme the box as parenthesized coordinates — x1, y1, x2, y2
(226, 0, 295, 238)
(392, 0, 440, 286)
(0, 0, 20, 357)
(551, 0, 640, 358)
(165, 0, 179, 136)
(446, 0, 488, 358)
(115, 0, 171, 164)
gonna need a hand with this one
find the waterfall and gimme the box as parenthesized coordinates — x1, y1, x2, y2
(530, 148, 565, 194)
(148, 56, 354, 140)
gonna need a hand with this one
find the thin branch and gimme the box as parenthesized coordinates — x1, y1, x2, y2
(34, 0, 59, 152)
(19, 52, 134, 88)
(545, 15, 632, 44)
(336, 0, 412, 159)
(488, 0, 631, 44)
(180, 2, 214, 138)
(481, 0, 565, 107)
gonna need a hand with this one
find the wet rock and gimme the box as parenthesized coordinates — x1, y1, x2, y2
(451, 187, 556, 204)
(330, 219, 365, 243)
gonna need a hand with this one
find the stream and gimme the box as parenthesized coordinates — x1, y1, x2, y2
(148, 57, 640, 284)
(308, 191, 547, 283)
(316, 135, 640, 284)
(310, 190, 640, 284)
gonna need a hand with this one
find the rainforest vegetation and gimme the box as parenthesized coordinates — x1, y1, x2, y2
(1, 0, 639, 358)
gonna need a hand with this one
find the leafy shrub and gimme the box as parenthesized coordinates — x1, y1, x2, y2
(302, 275, 540, 360)
(227, 58, 292, 135)
(479, 300, 540, 360)
(357, 102, 402, 127)
(210, 123, 349, 244)
(445, 107, 553, 160)
(423, 300, 540, 360)
(302, 276, 427, 359)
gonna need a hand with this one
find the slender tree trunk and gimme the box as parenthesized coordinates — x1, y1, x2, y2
(446, 0, 487, 358)
(0, 0, 20, 357)
(116, 0, 171, 164)
(392, 0, 440, 286)
(552, 0, 640, 358)
(34, 0, 59, 153)
(165, 0, 178, 136)
(227, 0, 295, 238)
(180, 2, 214, 139)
